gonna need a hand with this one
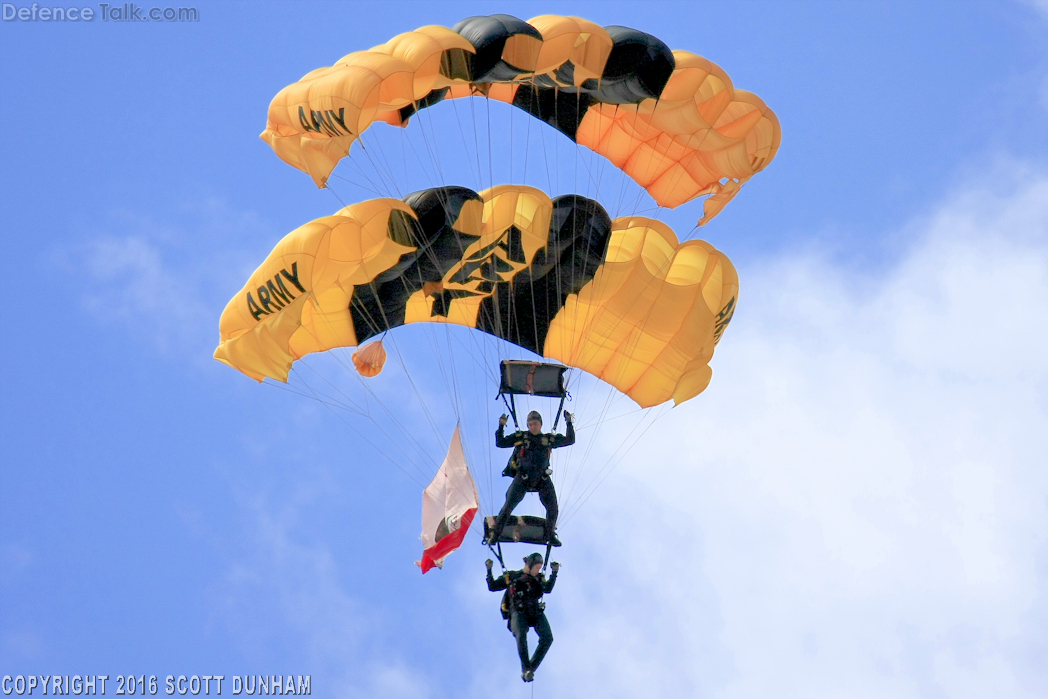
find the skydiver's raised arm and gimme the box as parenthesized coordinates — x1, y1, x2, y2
(495, 415, 518, 448)
(486, 560, 509, 591)
(550, 412, 575, 448)
(543, 562, 560, 593)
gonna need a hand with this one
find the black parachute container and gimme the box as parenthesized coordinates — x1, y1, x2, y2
(499, 360, 568, 398)
(497, 360, 569, 432)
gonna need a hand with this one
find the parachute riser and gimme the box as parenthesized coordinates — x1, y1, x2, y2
(551, 394, 567, 432)
(499, 392, 520, 430)
(488, 541, 506, 570)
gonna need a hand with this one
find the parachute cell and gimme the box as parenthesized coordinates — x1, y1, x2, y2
(214, 184, 738, 408)
(260, 14, 780, 224)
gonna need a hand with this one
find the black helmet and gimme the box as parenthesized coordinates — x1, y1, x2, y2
(523, 552, 544, 567)
(526, 411, 542, 425)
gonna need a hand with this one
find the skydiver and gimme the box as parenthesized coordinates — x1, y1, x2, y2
(486, 553, 560, 682)
(487, 409, 574, 546)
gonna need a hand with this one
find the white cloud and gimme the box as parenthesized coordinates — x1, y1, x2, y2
(210, 478, 438, 698)
(539, 171, 1048, 697)
(79, 234, 212, 354)
(137, 176, 1048, 697)
(1021, 0, 1048, 22)
(65, 199, 276, 364)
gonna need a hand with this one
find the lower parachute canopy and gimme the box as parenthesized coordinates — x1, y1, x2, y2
(214, 184, 738, 408)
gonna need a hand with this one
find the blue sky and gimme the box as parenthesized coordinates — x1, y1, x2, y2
(2, 1, 1047, 697)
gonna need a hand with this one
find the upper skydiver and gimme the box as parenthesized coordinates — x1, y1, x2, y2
(487, 410, 575, 546)
(487, 552, 560, 682)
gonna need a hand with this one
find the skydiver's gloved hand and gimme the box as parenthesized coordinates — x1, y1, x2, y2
(563, 410, 574, 424)
(550, 562, 560, 573)
(485, 559, 494, 570)
(499, 414, 508, 426)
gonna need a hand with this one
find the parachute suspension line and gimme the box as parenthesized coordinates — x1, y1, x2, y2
(262, 376, 368, 418)
(551, 394, 567, 432)
(390, 191, 511, 515)
(593, 97, 609, 204)
(522, 90, 533, 186)
(557, 374, 621, 515)
(386, 120, 504, 458)
(548, 170, 595, 506)
(394, 123, 438, 197)
(572, 405, 649, 431)
(329, 171, 387, 200)
(490, 541, 506, 570)
(322, 307, 485, 511)
(375, 126, 416, 198)
(558, 384, 624, 518)
(635, 99, 661, 216)
(323, 178, 352, 210)
(573, 102, 579, 209)
(294, 367, 434, 477)
(560, 383, 648, 520)
(329, 135, 393, 199)
(611, 105, 632, 216)
(558, 245, 689, 520)
(485, 92, 494, 200)
(415, 113, 480, 473)
(300, 302, 449, 475)
(381, 334, 447, 454)
(355, 131, 395, 197)
(555, 245, 687, 514)
(619, 103, 647, 219)
(296, 355, 435, 475)
(369, 128, 410, 197)
(380, 220, 474, 494)
(412, 104, 450, 191)
(399, 118, 409, 189)
(353, 132, 401, 199)
(561, 402, 671, 527)
(450, 97, 483, 187)
(509, 90, 513, 183)
(391, 180, 493, 497)
(538, 101, 554, 196)
(276, 368, 428, 489)
(468, 91, 485, 193)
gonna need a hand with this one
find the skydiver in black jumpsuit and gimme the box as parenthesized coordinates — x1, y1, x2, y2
(486, 553, 560, 682)
(487, 410, 575, 546)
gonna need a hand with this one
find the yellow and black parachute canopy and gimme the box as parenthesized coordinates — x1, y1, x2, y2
(261, 14, 780, 225)
(215, 185, 738, 408)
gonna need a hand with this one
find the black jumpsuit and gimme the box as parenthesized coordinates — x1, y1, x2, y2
(491, 421, 575, 542)
(487, 567, 558, 673)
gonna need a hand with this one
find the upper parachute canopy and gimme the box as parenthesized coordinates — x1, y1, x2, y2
(261, 14, 781, 225)
(214, 185, 738, 408)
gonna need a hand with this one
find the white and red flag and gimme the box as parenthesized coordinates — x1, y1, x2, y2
(416, 425, 479, 573)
